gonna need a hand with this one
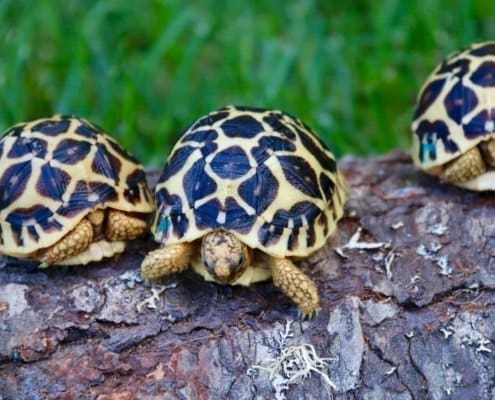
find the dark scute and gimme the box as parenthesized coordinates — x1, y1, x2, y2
(27, 225, 39, 243)
(319, 173, 336, 202)
(124, 169, 147, 205)
(238, 164, 279, 214)
(287, 227, 300, 251)
(58, 181, 117, 218)
(92, 143, 122, 183)
(257, 222, 283, 247)
(278, 155, 320, 198)
(171, 214, 189, 239)
(470, 61, 495, 87)
(32, 119, 71, 136)
(271, 201, 321, 228)
(463, 109, 495, 138)
(469, 43, 495, 57)
(436, 57, 471, 77)
(75, 121, 99, 139)
(413, 79, 446, 119)
(7, 137, 48, 159)
(232, 105, 267, 113)
(181, 129, 218, 143)
(106, 138, 139, 164)
(195, 199, 221, 230)
(443, 81, 478, 124)
(89, 182, 118, 203)
(155, 187, 184, 215)
(251, 135, 297, 166)
(292, 125, 337, 173)
(317, 212, 329, 236)
(0, 140, 3, 159)
(7, 205, 63, 245)
(306, 224, 316, 247)
(210, 146, 251, 179)
(159, 145, 196, 183)
(200, 141, 218, 158)
(262, 112, 296, 140)
(415, 120, 459, 162)
(1, 126, 23, 139)
(183, 159, 217, 208)
(220, 115, 265, 138)
(189, 111, 230, 132)
(0, 161, 32, 209)
(223, 197, 257, 234)
(53, 139, 92, 165)
(36, 164, 71, 201)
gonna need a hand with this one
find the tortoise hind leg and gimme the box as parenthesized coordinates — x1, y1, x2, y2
(441, 146, 486, 183)
(141, 242, 194, 281)
(105, 209, 148, 241)
(38, 219, 93, 267)
(268, 257, 320, 319)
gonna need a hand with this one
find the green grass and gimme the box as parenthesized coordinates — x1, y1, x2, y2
(1, 0, 495, 166)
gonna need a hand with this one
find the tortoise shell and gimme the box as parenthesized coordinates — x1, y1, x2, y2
(412, 41, 495, 188)
(0, 115, 154, 258)
(152, 105, 346, 258)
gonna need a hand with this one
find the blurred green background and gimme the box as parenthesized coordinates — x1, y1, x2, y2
(1, 0, 494, 166)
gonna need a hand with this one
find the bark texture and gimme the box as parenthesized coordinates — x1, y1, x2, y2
(1, 151, 495, 400)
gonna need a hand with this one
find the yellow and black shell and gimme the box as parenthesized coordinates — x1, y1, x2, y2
(152, 105, 346, 258)
(412, 41, 495, 189)
(0, 115, 154, 258)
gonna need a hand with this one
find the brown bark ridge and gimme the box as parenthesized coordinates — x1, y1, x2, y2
(1, 151, 495, 400)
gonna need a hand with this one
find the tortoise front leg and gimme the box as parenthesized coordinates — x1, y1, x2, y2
(105, 209, 148, 241)
(38, 219, 94, 267)
(268, 257, 320, 319)
(141, 242, 194, 281)
(441, 146, 486, 183)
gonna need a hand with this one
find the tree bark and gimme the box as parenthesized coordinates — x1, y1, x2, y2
(1, 151, 495, 400)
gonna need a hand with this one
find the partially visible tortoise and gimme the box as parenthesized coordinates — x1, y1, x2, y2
(141, 105, 346, 317)
(0, 115, 155, 267)
(412, 41, 495, 190)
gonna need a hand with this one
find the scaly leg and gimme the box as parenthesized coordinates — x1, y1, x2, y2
(38, 219, 93, 267)
(269, 257, 319, 319)
(141, 242, 194, 281)
(105, 209, 148, 241)
(442, 146, 486, 183)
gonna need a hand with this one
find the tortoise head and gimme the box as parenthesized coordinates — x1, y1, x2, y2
(201, 230, 250, 284)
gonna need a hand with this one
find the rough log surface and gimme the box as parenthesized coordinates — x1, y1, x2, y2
(1, 151, 495, 400)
